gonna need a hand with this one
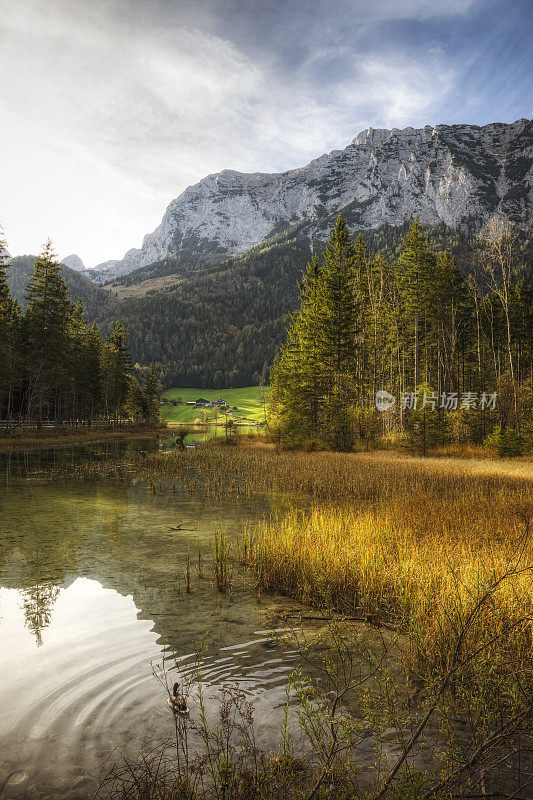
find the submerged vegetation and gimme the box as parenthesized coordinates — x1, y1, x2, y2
(58, 440, 533, 797)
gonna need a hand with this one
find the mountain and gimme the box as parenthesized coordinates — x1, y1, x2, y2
(9, 255, 117, 317)
(95, 235, 311, 387)
(93, 221, 484, 388)
(61, 254, 86, 272)
(93, 118, 532, 281)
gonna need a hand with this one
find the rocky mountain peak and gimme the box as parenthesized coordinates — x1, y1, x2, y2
(61, 254, 86, 272)
(93, 118, 532, 282)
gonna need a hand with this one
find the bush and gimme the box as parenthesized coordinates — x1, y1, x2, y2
(403, 385, 450, 455)
(484, 425, 525, 457)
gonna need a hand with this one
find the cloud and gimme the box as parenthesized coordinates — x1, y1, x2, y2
(0, 0, 529, 266)
(1, 1, 265, 184)
(350, 54, 458, 127)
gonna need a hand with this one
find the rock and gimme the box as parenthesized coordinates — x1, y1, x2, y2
(60, 254, 86, 272)
(93, 118, 532, 281)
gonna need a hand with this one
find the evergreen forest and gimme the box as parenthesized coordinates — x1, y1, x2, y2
(0, 234, 161, 428)
(270, 216, 533, 453)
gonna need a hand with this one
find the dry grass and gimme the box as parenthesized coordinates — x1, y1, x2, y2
(140, 445, 533, 503)
(139, 446, 533, 690)
(248, 502, 533, 680)
(64, 443, 533, 693)
(222, 449, 533, 695)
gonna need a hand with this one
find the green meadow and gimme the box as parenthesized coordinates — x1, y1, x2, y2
(160, 385, 270, 424)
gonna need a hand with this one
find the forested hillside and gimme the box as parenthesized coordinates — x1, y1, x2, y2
(92, 220, 532, 389)
(94, 236, 313, 387)
(9, 255, 117, 318)
(107, 218, 476, 290)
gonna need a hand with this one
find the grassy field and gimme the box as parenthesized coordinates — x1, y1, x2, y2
(160, 385, 270, 424)
(102, 273, 184, 299)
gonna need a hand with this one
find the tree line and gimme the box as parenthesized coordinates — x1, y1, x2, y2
(0, 233, 161, 429)
(93, 219, 527, 391)
(94, 237, 310, 388)
(270, 216, 533, 454)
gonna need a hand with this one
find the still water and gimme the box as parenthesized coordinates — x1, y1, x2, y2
(0, 440, 301, 799)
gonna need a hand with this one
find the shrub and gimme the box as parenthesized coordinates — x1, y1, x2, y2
(484, 425, 525, 457)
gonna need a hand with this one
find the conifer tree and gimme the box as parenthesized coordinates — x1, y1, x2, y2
(313, 216, 358, 378)
(0, 228, 20, 427)
(67, 300, 105, 422)
(0, 227, 11, 308)
(397, 220, 436, 389)
(403, 383, 449, 456)
(0, 228, 143, 427)
(67, 298, 86, 422)
(270, 255, 323, 440)
(85, 323, 103, 421)
(24, 240, 71, 425)
(270, 216, 360, 449)
(126, 375, 145, 422)
(431, 250, 468, 393)
(103, 322, 132, 422)
(143, 364, 162, 424)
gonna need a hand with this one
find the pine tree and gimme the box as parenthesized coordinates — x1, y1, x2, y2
(67, 299, 86, 423)
(103, 322, 131, 422)
(24, 240, 72, 425)
(0, 230, 142, 428)
(430, 250, 468, 394)
(313, 217, 358, 378)
(0, 228, 20, 427)
(85, 324, 103, 421)
(404, 383, 449, 456)
(143, 364, 162, 425)
(270, 216, 360, 449)
(0, 227, 11, 308)
(397, 221, 436, 390)
(126, 375, 145, 422)
(67, 301, 104, 423)
(270, 255, 323, 441)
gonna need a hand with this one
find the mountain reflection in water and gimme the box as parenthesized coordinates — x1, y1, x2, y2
(0, 441, 301, 800)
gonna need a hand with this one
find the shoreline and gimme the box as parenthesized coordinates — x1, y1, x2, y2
(0, 424, 168, 452)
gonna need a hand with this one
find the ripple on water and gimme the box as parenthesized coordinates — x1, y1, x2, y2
(0, 471, 304, 800)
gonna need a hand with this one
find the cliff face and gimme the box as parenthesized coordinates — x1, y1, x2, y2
(94, 118, 532, 280)
(61, 254, 86, 272)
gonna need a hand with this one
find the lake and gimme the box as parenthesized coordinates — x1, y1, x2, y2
(0, 439, 305, 800)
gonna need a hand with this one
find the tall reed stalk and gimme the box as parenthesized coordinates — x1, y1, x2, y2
(213, 525, 232, 594)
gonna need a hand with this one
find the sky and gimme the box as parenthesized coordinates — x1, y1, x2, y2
(0, 0, 531, 268)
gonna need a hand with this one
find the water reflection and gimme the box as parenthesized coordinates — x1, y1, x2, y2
(20, 583, 60, 646)
(0, 440, 301, 800)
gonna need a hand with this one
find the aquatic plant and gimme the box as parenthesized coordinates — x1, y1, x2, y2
(98, 604, 533, 800)
(213, 525, 232, 595)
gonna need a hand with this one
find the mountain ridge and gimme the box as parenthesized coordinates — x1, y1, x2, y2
(92, 118, 532, 282)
